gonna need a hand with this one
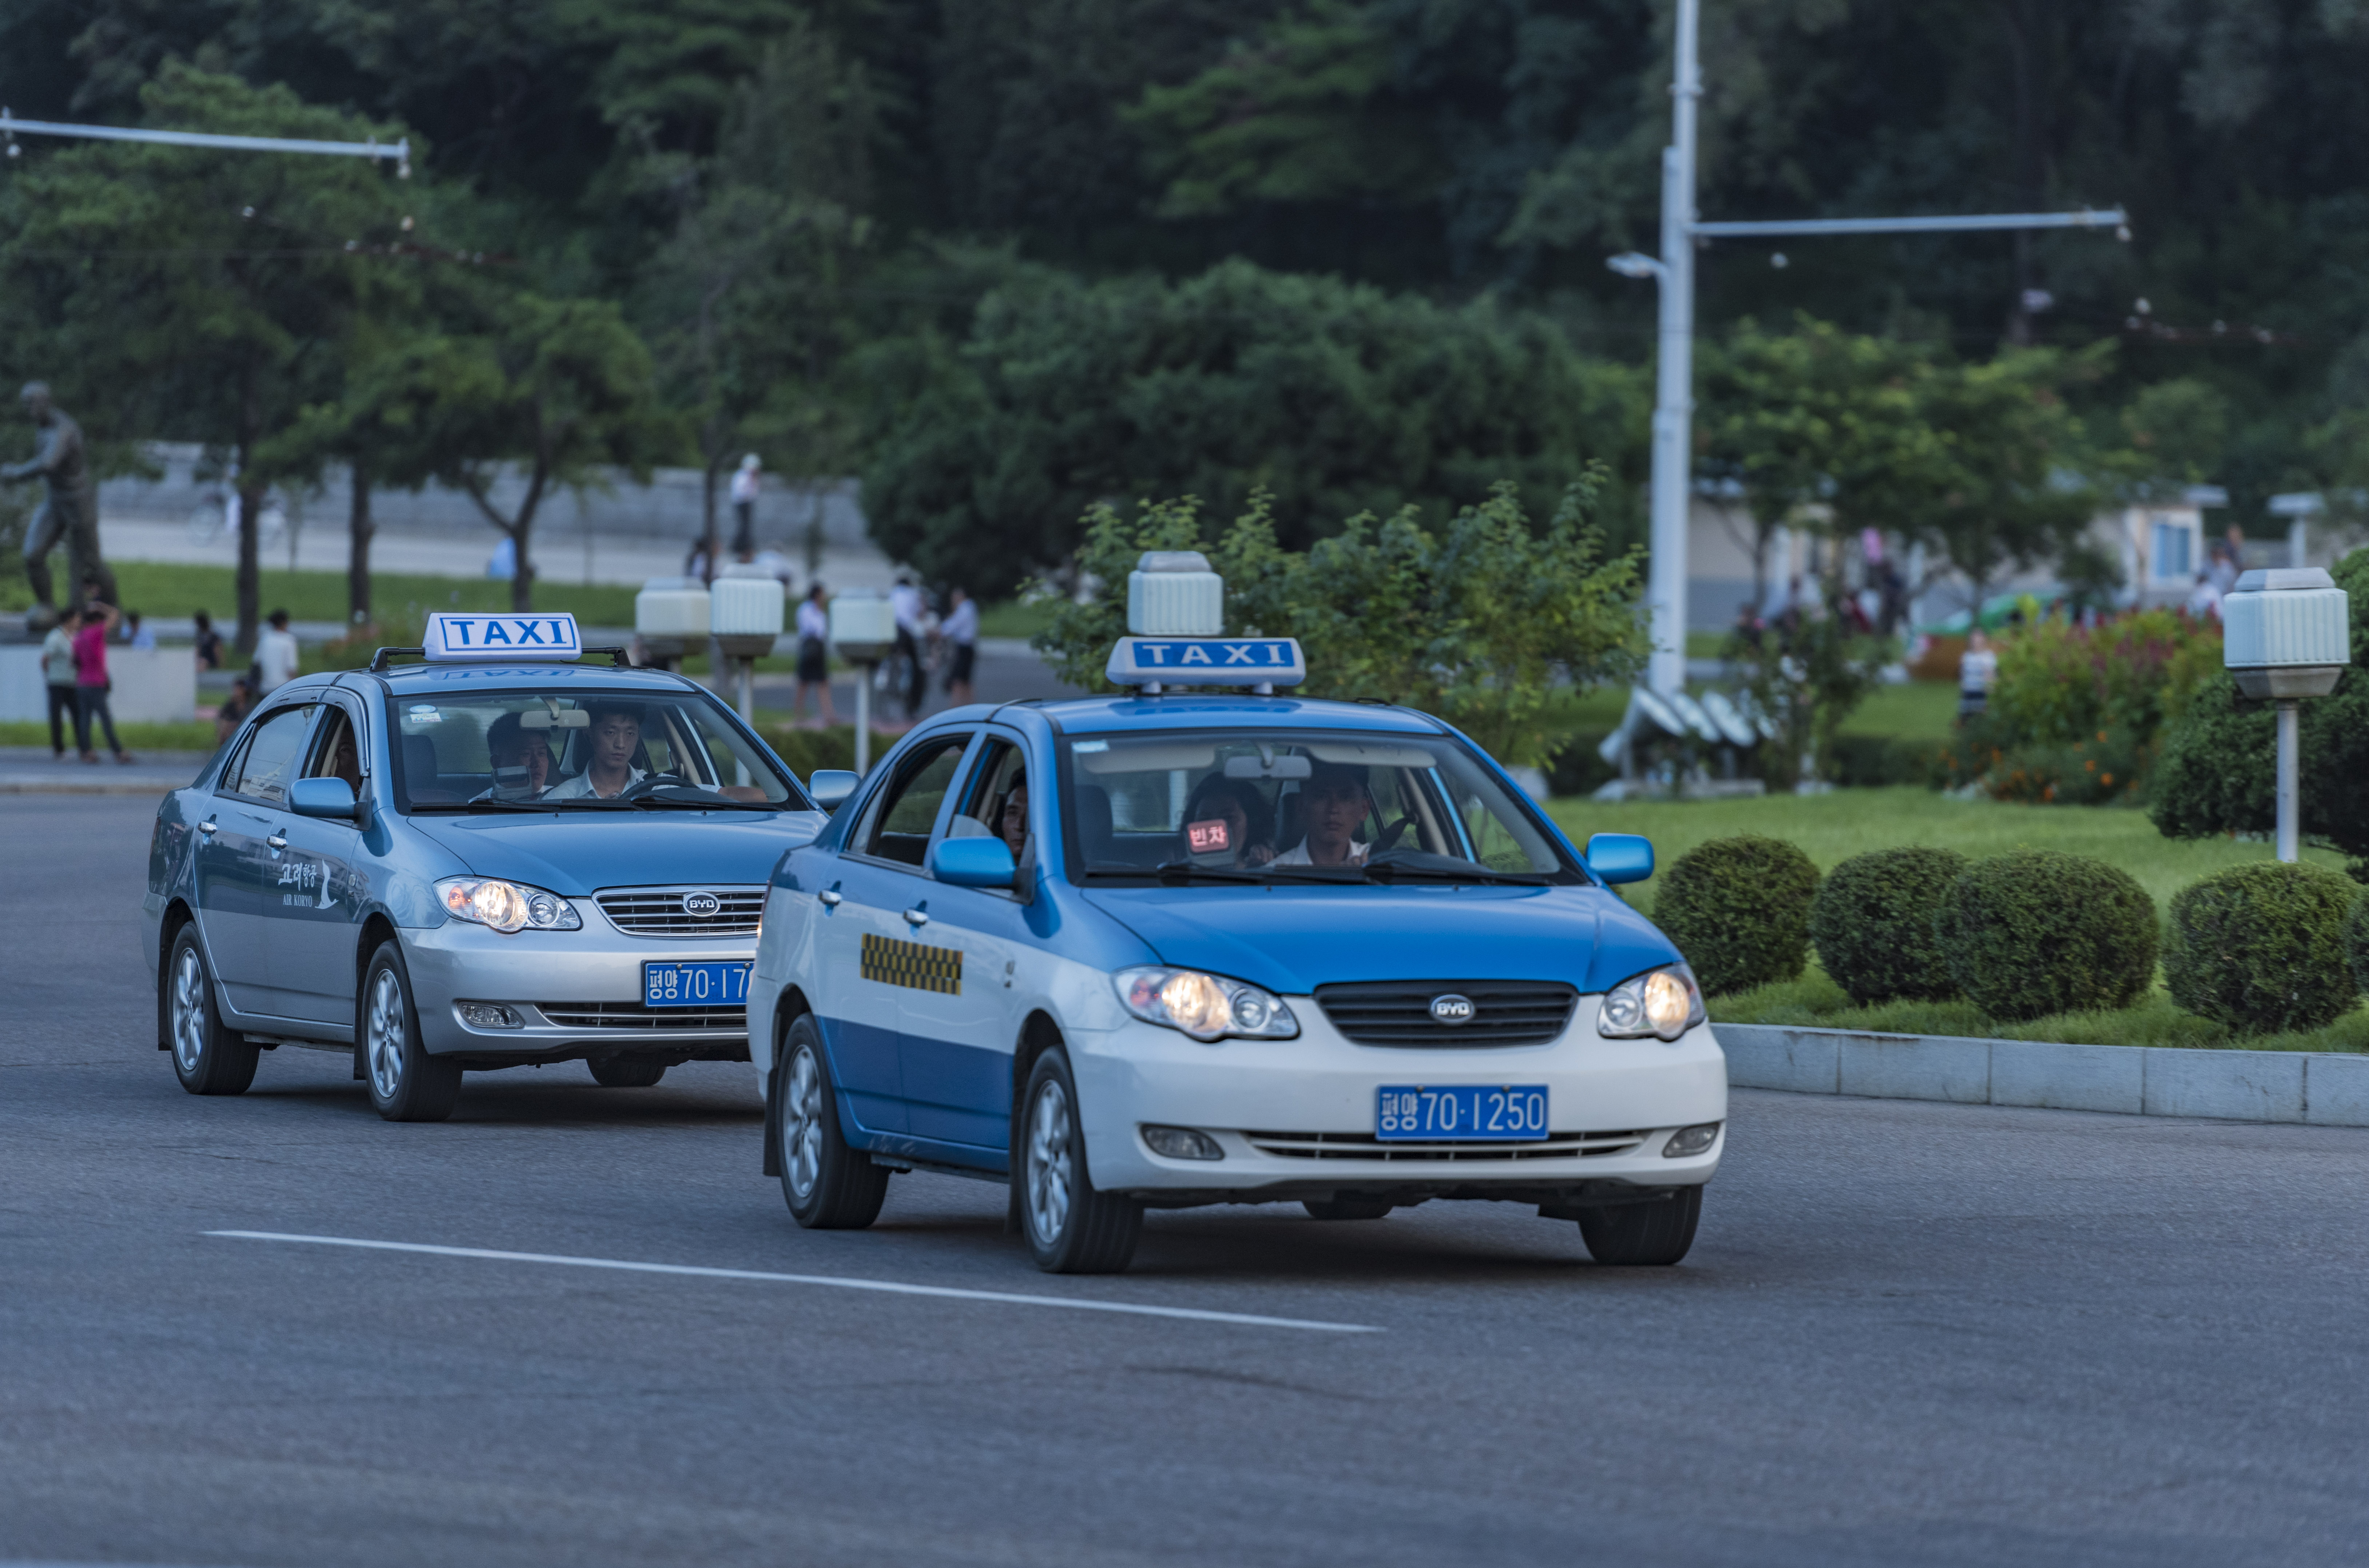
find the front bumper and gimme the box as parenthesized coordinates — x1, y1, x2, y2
(402, 907, 754, 1059)
(1067, 998, 1727, 1203)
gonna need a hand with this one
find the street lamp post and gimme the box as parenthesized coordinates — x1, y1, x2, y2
(1612, 0, 2127, 696)
(2221, 568, 2351, 863)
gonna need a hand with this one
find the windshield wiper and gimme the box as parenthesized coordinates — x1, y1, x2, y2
(413, 798, 554, 814)
(623, 789, 780, 810)
(1149, 860, 1266, 884)
(1361, 862, 1551, 886)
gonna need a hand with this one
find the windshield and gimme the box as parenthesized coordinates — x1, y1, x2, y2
(390, 688, 806, 814)
(1060, 729, 1573, 885)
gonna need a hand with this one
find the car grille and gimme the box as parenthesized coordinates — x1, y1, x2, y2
(537, 1001, 748, 1031)
(1243, 1130, 1649, 1162)
(1314, 980, 1578, 1047)
(595, 886, 766, 937)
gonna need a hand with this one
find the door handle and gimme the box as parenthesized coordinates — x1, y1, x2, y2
(818, 890, 842, 908)
(266, 833, 288, 851)
(197, 819, 217, 835)
(902, 908, 929, 928)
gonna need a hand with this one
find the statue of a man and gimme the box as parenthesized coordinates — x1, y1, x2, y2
(3, 381, 114, 613)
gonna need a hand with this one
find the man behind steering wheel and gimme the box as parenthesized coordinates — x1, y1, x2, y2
(547, 703, 644, 799)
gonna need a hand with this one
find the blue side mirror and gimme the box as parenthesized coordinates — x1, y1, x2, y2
(807, 770, 859, 810)
(1584, 832, 1654, 885)
(289, 777, 359, 821)
(930, 835, 1017, 890)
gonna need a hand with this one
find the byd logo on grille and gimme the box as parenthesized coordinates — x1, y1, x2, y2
(1429, 993, 1476, 1025)
(681, 891, 723, 918)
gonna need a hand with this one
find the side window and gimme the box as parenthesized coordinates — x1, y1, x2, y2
(858, 736, 972, 868)
(302, 707, 363, 789)
(946, 740, 1030, 858)
(230, 705, 317, 807)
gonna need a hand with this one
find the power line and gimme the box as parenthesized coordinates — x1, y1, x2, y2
(0, 109, 410, 176)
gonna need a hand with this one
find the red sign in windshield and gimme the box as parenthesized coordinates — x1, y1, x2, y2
(1186, 818, 1231, 854)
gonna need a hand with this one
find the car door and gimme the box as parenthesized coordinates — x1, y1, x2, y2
(809, 730, 977, 1139)
(897, 732, 1035, 1158)
(267, 697, 369, 1027)
(198, 701, 319, 1016)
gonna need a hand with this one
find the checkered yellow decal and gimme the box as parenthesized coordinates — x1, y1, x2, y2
(860, 932, 964, 995)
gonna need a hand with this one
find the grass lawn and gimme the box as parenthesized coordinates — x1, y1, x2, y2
(0, 720, 220, 752)
(1541, 786, 2368, 1052)
(6, 561, 648, 628)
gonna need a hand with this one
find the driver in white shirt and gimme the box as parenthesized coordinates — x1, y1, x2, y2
(1271, 763, 1371, 866)
(546, 703, 646, 799)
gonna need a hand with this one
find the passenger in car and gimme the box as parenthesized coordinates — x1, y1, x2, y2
(999, 776, 1029, 861)
(476, 711, 555, 800)
(1179, 775, 1275, 867)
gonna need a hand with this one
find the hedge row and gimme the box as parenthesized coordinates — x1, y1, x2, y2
(1653, 835, 2366, 1035)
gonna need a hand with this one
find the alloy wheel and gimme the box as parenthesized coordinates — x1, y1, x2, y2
(1025, 1079, 1073, 1243)
(366, 967, 406, 1100)
(171, 944, 207, 1073)
(784, 1045, 824, 1200)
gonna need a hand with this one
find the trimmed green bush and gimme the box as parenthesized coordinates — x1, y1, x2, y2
(2349, 891, 2369, 997)
(1809, 846, 1968, 1006)
(1935, 851, 2158, 1020)
(1653, 834, 1820, 995)
(2166, 862, 2362, 1034)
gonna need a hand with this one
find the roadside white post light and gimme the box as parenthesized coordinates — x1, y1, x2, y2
(828, 591, 898, 776)
(634, 576, 709, 673)
(2221, 567, 2352, 862)
(710, 563, 786, 740)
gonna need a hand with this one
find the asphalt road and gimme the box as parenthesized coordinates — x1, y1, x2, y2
(7, 794, 2369, 1568)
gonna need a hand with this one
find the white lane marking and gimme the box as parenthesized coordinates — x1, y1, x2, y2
(204, 1231, 1382, 1334)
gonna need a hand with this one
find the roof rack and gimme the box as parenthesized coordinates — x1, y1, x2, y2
(368, 645, 635, 674)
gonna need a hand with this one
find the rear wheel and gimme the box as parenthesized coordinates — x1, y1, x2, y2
(589, 1056, 668, 1088)
(1019, 1048, 1141, 1274)
(777, 1015, 888, 1228)
(1575, 1186, 1702, 1266)
(1303, 1196, 1393, 1221)
(361, 944, 461, 1123)
(165, 927, 258, 1096)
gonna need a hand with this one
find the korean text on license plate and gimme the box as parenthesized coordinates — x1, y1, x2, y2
(1375, 1085, 1549, 1141)
(643, 961, 751, 1008)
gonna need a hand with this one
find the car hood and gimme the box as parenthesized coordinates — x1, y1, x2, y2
(407, 810, 829, 895)
(1076, 882, 1680, 996)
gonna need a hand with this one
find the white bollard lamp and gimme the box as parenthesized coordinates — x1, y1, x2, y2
(827, 591, 899, 777)
(2221, 567, 2352, 862)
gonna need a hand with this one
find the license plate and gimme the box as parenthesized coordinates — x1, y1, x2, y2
(1376, 1085, 1550, 1141)
(642, 961, 751, 1008)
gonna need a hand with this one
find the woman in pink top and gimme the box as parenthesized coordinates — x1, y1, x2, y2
(71, 602, 133, 764)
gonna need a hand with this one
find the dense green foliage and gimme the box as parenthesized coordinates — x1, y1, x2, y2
(1808, 847, 1967, 1007)
(2349, 894, 2369, 996)
(2165, 863, 2362, 1035)
(1033, 476, 1647, 767)
(2151, 549, 2369, 867)
(1651, 835, 1820, 997)
(1935, 851, 2159, 1021)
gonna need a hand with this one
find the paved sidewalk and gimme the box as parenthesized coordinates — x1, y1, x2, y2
(0, 747, 211, 795)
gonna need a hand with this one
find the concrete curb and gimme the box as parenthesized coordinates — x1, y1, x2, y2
(1717, 1023, 2369, 1127)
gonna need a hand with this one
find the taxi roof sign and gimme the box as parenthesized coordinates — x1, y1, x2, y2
(422, 611, 583, 662)
(1106, 635, 1305, 691)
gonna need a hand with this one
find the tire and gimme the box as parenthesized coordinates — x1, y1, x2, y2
(776, 1015, 888, 1228)
(1304, 1196, 1393, 1221)
(589, 1056, 668, 1088)
(1018, 1047, 1141, 1274)
(360, 942, 461, 1123)
(1576, 1185, 1703, 1266)
(164, 926, 258, 1096)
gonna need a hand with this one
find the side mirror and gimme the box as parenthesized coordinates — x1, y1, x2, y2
(289, 777, 359, 821)
(1584, 832, 1653, 885)
(807, 769, 859, 810)
(930, 835, 1017, 890)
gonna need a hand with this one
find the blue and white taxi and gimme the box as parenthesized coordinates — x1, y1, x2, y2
(143, 613, 825, 1121)
(748, 560, 1726, 1273)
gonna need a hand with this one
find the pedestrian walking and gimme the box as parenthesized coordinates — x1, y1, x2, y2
(214, 676, 254, 745)
(192, 609, 223, 671)
(255, 608, 300, 694)
(889, 574, 928, 719)
(941, 585, 979, 707)
(71, 600, 134, 764)
(41, 605, 79, 758)
(1956, 628, 1998, 723)
(794, 583, 836, 727)
(730, 454, 762, 558)
(123, 610, 155, 650)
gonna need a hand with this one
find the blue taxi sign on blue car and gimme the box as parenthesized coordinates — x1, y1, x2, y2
(422, 611, 583, 662)
(1104, 635, 1306, 688)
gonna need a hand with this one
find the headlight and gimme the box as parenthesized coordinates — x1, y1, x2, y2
(1596, 963, 1705, 1041)
(435, 876, 582, 933)
(1114, 966, 1298, 1042)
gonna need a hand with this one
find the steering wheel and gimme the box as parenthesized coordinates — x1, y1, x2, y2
(618, 771, 691, 801)
(1369, 813, 1420, 855)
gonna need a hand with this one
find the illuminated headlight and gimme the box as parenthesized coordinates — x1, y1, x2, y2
(436, 876, 581, 933)
(1596, 964, 1705, 1041)
(1114, 966, 1298, 1042)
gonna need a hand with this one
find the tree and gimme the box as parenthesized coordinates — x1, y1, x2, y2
(0, 63, 413, 651)
(865, 258, 1645, 589)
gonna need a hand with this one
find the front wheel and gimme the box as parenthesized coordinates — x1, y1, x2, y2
(1019, 1048, 1141, 1274)
(777, 1016, 888, 1228)
(165, 927, 258, 1095)
(1575, 1186, 1702, 1266)
(361, 943, 461, 1123)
